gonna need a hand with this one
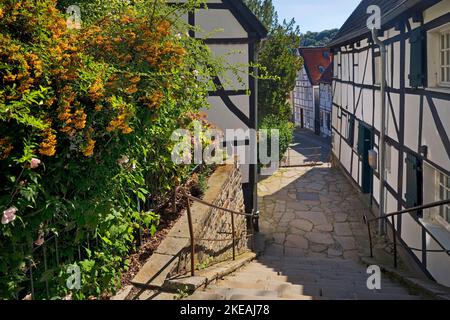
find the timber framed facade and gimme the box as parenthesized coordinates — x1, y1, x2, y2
(319, 64, 333, 138)
(293, 47, 333, 136)
(330, 0, 450, 286)
(169, 0, 267, 213)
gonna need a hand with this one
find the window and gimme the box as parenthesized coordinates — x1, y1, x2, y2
(437, 171, 450, 225)
(427, 24, 450, 88)
(385, 142, 392, 174)
(323, 51, 330, 59)
(374, 54, 381, 85)
(440, 31, 450, 86)
(318, 65, 325, 73)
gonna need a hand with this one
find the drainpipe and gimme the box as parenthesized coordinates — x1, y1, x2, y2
(371, 28, 387, 234)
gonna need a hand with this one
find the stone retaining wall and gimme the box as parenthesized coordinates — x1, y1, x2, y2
(132, 162, 248, 287)
(174, 163, 247, 276)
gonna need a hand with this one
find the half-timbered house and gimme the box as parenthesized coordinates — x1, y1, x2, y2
(329, 0, 450, 286)
(293, 47, 333, 135)
(319, 64, 333, 138)
(170, 0, 267, 213)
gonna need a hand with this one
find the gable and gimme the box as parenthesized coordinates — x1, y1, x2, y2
(299, 47, 333, 86)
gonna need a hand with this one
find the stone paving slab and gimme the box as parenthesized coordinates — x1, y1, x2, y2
(258, 164, 371, 260)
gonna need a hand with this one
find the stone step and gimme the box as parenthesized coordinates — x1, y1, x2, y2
(229, 275, 408, 292)
(354, 292, 422, 300)
(232, 270, 401, 283)
(186, 292, 224, 300)
(227, 273, 319, 283)
(257, 256, 363, 266)
(247, 261, 365, 271)
(229, 294, 312, 301)
(243, 262, 361, 272)
(205, 286, 281, 300)
(237, 270, 373, 284)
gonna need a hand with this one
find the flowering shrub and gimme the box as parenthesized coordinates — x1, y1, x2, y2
(0, 0, 220, 299)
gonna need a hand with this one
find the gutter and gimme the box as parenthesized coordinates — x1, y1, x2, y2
(371, 28, 387, 234)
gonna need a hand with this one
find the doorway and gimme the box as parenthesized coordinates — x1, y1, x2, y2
(358, 123, 373, 194)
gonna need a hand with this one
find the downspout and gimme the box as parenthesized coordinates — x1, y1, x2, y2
(371, 28, 387, 234)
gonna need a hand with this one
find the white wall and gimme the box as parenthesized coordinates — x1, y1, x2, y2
(331, 1, 450, 287)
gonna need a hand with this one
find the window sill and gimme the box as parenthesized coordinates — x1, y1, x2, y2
(420, 219, 450, 251)
(426, 86, 450, 94)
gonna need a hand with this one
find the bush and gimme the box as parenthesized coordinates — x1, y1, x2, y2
(259, 115, 294, 161)
(0, 0, 220, 299)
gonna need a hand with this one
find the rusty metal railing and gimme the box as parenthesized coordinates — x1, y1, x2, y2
(179, 188, 255, 276)
(363, 199, 450, 270)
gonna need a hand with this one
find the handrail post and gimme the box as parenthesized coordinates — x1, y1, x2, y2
(391, 215, 397, 269)
(250, 210, 255, 251)
(364, 215, 374, 258)
(184, 191, 195, 276)
(231, 211, 236, 261)
(367, 220, 374, 258)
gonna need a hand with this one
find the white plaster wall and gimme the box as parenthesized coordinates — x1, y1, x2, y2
(331, 1, 450, 287)
(422, 98, 450, 171)
(195, 9, 247, 39)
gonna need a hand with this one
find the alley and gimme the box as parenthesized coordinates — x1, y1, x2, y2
(258, 164, 370, 260)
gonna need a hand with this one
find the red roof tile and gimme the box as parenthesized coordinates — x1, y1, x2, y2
(299, 47, 333, 86)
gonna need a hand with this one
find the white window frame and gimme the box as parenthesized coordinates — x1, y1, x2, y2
(374, 54, 381, 86)
(439, 28, 450, 87)
(385, 142, 392, 174)
(427, 23, 450, 89)
(435, 169, 450, 230)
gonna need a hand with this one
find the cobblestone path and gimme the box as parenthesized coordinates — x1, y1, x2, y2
(258, 164, 371, 261)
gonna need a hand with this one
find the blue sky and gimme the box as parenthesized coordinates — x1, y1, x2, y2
(273, 0, 361, 32)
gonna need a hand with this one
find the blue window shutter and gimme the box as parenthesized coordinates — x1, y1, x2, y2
(348, 115, 355, 146)
(405, 154, 422, 218)
(357, 122, 365, 155)
(409, 27, 426, 88)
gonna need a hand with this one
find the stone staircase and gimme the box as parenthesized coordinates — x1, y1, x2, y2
(187, 255, 424, 300)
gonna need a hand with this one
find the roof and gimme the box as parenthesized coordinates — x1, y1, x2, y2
(319, 63, 334, 84)
(329, 0, 441, 48)
(223, 0, 268, 39)
(298, 47, 333, 86)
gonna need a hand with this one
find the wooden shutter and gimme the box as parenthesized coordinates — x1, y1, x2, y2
(405, 153, 423, 217)
(348, 115, 355, 146)
(357, 122, 365, 155)
(409, 27, 426, 88)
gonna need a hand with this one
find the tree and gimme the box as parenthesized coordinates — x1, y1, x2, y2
(258, 19, 302, 120)
(244, 0, 278, 31)
(300, 29, 339, 47)
(244, 0, 302, 121)
(243, 0, 302, 160)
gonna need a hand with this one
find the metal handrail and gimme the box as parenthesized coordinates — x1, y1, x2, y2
(363, 199, 450, 269)
(180, 188, 255, 276)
